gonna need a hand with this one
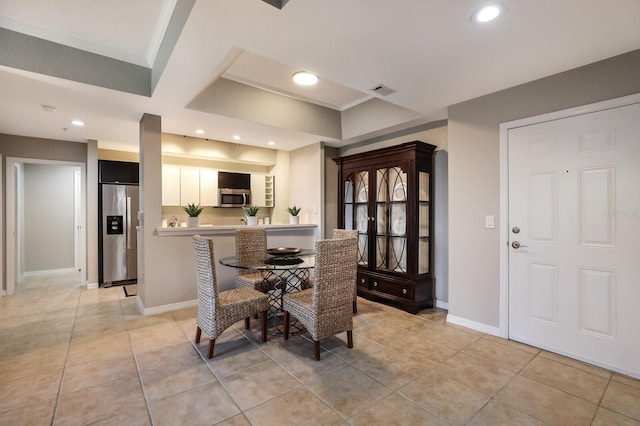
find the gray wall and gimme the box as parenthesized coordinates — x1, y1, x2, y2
(447, 49, 640, 327)
(0, 134, 88, 162)
(0, 133, 89, 290)
(23, 164, 75, 272)
(433, 150, 449, 304)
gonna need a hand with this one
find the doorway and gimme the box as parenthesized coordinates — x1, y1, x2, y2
(6, 158, 86, 295)
(500, 94, 640, 379)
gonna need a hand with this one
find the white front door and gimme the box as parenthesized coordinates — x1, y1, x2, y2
(508, 101, 640, 378)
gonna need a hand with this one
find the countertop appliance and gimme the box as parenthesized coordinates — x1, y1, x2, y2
(100, 183, 139, 286)
(217, 172, 251, 207)
(218, 188, 251, 207)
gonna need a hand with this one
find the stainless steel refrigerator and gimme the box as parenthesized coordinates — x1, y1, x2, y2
(101, 184, 139, 285)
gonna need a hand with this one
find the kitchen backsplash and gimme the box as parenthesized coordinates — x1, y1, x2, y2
(161, 206, 273, 227)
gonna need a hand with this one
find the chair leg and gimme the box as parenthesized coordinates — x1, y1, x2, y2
(314, 341, 321, 361)
(283, 311, 290, 340)
(244, 317, 250, 329)
(195, 326, 202, 343)
(207, 339, 216, 359)
(353, 300, 357, 314)
(261, 310, 268, 342)
(347, 330, 353, 349)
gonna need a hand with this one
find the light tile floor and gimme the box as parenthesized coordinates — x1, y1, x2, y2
(1, 272, 639, 425)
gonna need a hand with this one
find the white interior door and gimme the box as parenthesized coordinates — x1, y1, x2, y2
(508, 102, 640, 378)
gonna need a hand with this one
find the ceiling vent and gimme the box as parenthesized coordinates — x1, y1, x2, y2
(262, 0, 290, 9)
(370, 84, 396, 96)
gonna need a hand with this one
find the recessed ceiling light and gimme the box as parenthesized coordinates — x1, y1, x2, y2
(268, 141, 276, 146)
(195, 129, 205, 135)
(471, 4, 506, 23)
(292, 71, 318, 86)
(71, 120, 85, 127)
(233, 135, 241, 140)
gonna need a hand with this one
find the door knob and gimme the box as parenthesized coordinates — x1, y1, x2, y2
(511, 241, 528, 249)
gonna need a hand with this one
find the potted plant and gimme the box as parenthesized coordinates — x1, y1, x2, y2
(242, 205, 260, 226)
(287, 205, 301, 224)
(183, 203, 203, 227)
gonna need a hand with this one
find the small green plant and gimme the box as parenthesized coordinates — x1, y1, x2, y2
(243, 205, 260, 216)
(287, 205, 302, 216)
(183, 203, 203, 217)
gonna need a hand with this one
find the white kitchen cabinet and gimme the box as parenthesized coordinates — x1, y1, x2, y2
(180, 168, 200, 206)
(251, 174, 266, 207)
(162, 165, 181, 206)
(200, 169, 218, 207)
(164, 166, 269, 208)
(251, 174, 274, 207)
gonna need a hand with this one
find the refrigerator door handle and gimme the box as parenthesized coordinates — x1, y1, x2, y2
(126, 196, 131, 250)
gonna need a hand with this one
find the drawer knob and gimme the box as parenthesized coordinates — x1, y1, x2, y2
(373, 281, 378, 287)
(402, 289, 407, 294)
(360, 278, 365, 283)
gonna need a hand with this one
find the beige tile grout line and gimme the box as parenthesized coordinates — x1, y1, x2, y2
(122, 294, 156, 425)
(49, 277, 81, 426)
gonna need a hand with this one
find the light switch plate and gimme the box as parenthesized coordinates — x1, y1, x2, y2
(485, 215, 495, 229)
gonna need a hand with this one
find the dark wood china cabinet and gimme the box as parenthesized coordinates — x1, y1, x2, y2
(334, 141, 436, 314)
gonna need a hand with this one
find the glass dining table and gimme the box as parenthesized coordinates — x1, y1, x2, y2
(218, 249, 315, 334)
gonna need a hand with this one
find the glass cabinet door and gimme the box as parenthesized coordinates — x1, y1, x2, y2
(418, 171, 430, 274)
(344, 170, 369, 267)
(375, 166, 407, 274)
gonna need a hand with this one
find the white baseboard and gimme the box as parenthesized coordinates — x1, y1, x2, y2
(446, 314, 502, 337)
(435, 300, 449, 310)
(138, 298, 198, 316)
(23, 267, 75, 277)
(85, 282, 99, 290)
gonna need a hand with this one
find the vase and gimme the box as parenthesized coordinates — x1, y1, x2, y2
(187, 216, 199, 227)
(246, 216, 258, 226)
(289, 215, 299, 224)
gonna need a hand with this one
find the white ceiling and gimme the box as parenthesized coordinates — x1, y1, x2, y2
(1, 0, 639, 152)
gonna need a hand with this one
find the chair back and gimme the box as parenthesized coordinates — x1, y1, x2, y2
(235, 228, 267, 276)
(193, 235, 220, 313)
(332, 228, 358, 240)
(312, 238, 358, 311)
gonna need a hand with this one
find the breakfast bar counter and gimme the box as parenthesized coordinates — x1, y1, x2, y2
(137, 223, 319, 315)
(155, 223, 318, 236)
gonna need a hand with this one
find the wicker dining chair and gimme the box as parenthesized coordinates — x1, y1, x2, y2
(235, 228, 277, 292)
(283, 237, 358, 360)
(332, 229, 359, 313)
(192, 235, 269, 359)
(305, 228, 359, 313)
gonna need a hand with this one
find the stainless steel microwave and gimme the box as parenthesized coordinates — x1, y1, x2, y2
(218, 188, 251, 207)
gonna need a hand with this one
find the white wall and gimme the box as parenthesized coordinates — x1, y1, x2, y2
(289, 143, 322, 229)
(15, 162, 24, 279)
(23, 163, 76, 272)
(271, 150, 290, 225)
(447, 49, 640, 328)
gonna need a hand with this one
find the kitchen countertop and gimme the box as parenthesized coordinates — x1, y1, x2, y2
(155, 223, 317, 236)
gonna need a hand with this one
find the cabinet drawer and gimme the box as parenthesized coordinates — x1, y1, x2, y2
(357, 274, 368, 289)
(370, 278, 412, 300)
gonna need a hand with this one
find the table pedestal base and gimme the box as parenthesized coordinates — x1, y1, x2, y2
(262, 267, 310, 335)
